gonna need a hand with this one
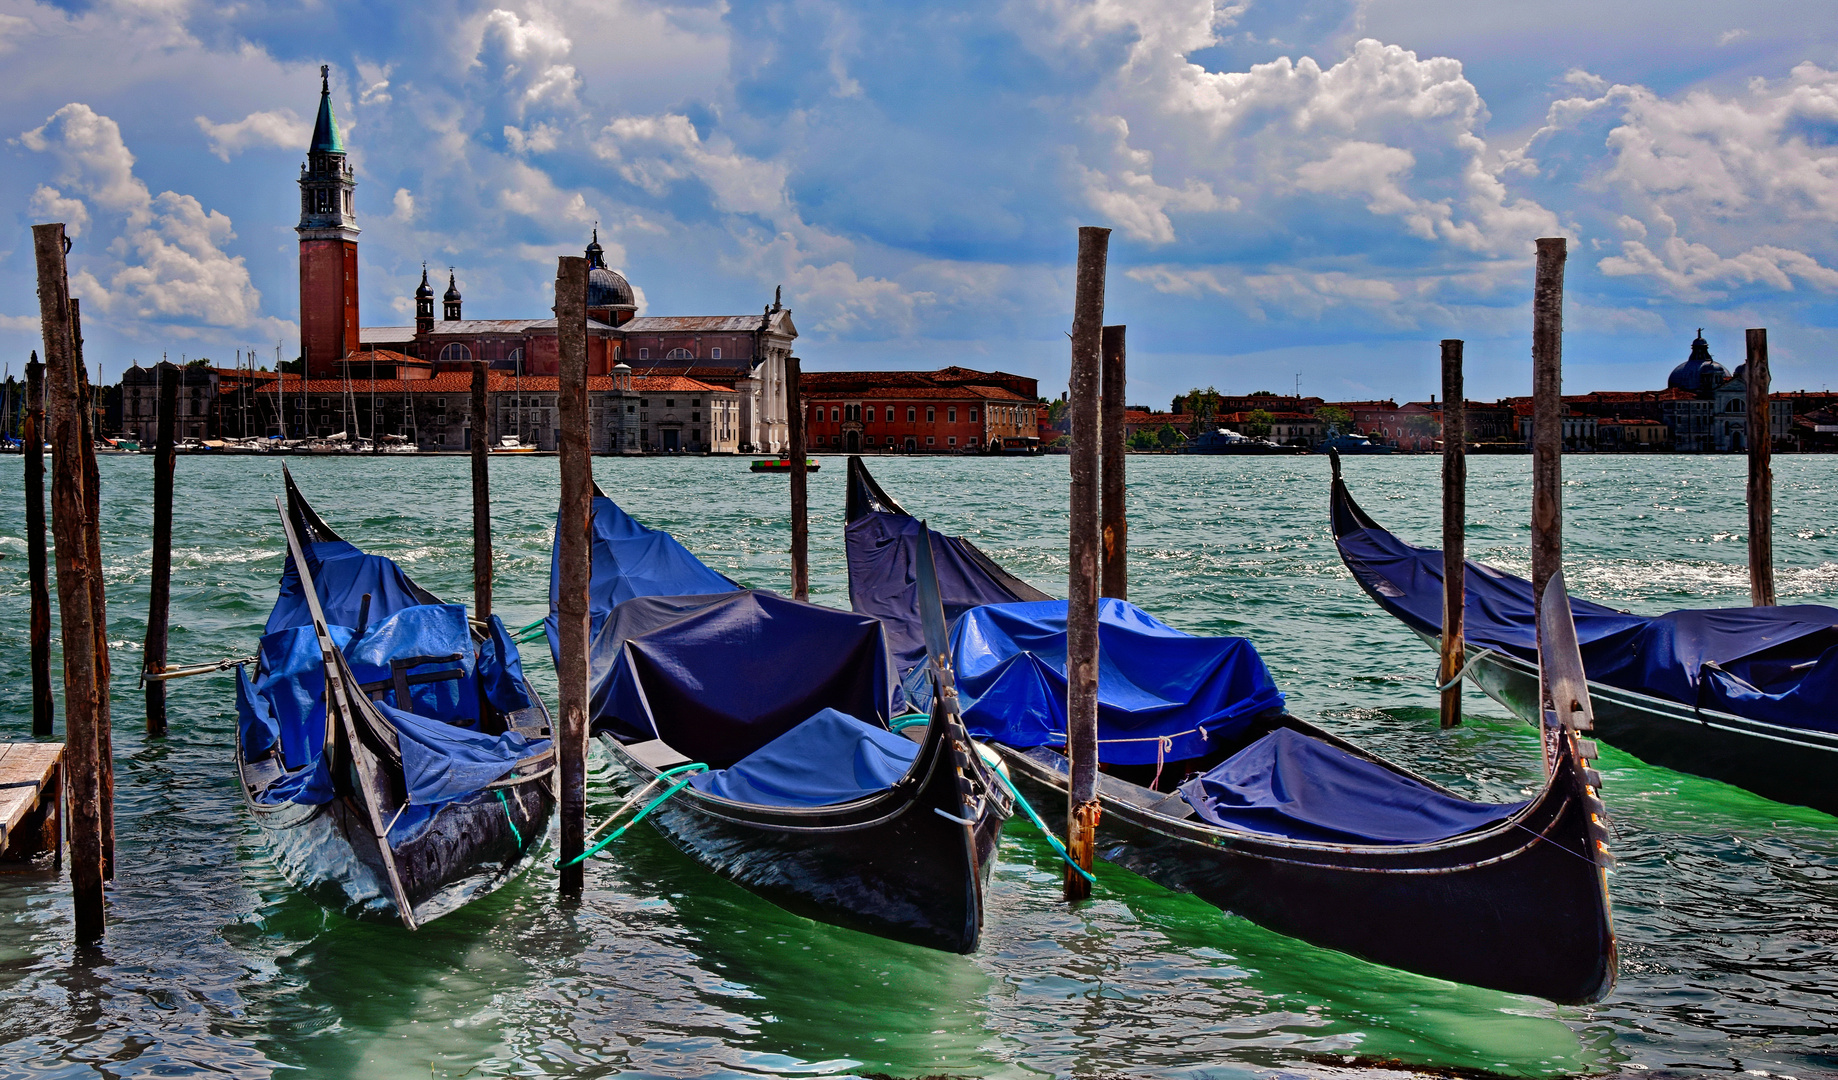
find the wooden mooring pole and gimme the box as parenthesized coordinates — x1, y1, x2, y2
(1100, 325, 1126, 601)
(1439, 340, 1465, 729)
(144, 360, 178, 736)
(72, 303, 115, 878)
(555, 255, 591, 899)
(25, 354, 53, 736)
(1745, 329, 1775, 607)
(470, 359, 493, 620)
(787, 355, 808, 601)
(34, 222, 105, 940)
(1531, 238, 1566, 630)
(1066, 225, 1110, 902)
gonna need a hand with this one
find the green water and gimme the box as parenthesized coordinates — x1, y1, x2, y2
(0, 453, 1833, 1079)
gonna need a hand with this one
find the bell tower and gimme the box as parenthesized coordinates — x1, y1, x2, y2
(297, 65, 359, 377)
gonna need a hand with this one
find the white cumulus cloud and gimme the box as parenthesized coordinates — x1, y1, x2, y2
(195, 109, 312, 161)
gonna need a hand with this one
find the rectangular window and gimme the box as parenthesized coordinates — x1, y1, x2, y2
(969, 408, 978, 422)
(866, 406, 875, 422)
(692, 411, 701, 422)
(926, 407, 936, 422)
(948, 436, 957, 446)
(968, 436, 978, 446)
(665, 399, 675, 408)
(693, 399, 702, 407)
(907, 407, 916, 422)
(640, 399, 649, 407)
(627, 404, 635, 413)
(948, 407, 956, 422)
(926, 436, 935, 445)
(710, 349, 721, 359)
(639, 348, 650, 359)
(436, 398, 446, 407)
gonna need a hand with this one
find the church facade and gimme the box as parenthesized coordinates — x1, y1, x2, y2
(296, 70, 793, 453)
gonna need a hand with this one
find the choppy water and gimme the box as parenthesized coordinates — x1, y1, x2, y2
(0, 452, 1834, 1080)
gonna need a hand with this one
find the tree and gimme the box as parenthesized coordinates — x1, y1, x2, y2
(1128, 430, 1157, 450)
(186, 357, 211, 370)
(1315, 405, 1352, 429)
(1156, 423, 1179, 448)
(1243, 409, 1274, 438)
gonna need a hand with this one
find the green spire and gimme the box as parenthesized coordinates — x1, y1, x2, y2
(310, 64, 343, 155)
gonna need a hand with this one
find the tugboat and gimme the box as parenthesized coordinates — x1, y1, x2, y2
(1313, 425, 1392, 455)
(750, 457, 821, 473)
(1178, 428, 1308, 455)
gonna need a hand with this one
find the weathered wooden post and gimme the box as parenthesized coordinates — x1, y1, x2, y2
(470, 359, 493, 620)
(1100, 325, 1127, 601)
(34, 222, 105, 940)
(1066, 225, 1109, 902)
(1745, 329, 1775, 607)
(555, 255, 591, 898)
(1440, 339, 1466, 729)
(71, 303, 115, 876)
(25, 355, 53, 736)
(787, 355, 808, 601)
(1531, 237, 1566, 628)
(144, 360, 178, 736)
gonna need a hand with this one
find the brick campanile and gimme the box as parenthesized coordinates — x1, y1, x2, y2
(297, 65, 359, 377)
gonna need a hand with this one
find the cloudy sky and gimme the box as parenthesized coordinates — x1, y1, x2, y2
(4, 0, 1837, 408)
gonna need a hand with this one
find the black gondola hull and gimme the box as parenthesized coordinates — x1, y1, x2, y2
(994, 724, 1615, 1004)
(606, 729, 1010, 954)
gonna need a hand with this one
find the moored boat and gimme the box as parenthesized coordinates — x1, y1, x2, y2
(549, 490, 1011, 952)
(750, 457, 821, 472)
(842, 456, 1616, 1002)
(1329, 454, 1838, 815)
(235, 468, 556, 928)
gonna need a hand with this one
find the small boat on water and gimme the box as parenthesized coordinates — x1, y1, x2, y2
(547, 490, 1011, 952)
(750, 457, 820, 472)
(842, 456, 1616, 1002)
(235, 468, 555, 928)
(1178, 428, 1308, 455)
(494, 436, 537, 454)
(1330, 454, 1838, 815)
(1315, 425, 1392, 454)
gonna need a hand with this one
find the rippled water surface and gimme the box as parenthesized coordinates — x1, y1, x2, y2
(0, 453, 1834, 1079)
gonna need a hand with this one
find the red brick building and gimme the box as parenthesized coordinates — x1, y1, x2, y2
(800, 367, 1045, 452)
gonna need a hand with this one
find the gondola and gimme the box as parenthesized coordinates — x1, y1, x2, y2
(234, 468, 555, 929)
(842, 456, 1616, 1002)
(550, 490, 1012, 953)
(1329, 456, 1838, 816)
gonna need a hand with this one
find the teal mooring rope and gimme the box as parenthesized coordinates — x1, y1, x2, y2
(556, 762, 709, 868)
(497, 789, 523, 848)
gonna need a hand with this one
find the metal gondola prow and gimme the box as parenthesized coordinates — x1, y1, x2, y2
(845, 455, 909, 522)
(1537, 571, 1596, 735)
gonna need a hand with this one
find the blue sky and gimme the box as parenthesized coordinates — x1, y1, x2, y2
(4, 0, 1837, 409)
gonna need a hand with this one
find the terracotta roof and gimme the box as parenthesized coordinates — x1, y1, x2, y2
(804, 384, 1033, 402)
(623, 312, 792, 333)
(420, 318, 617, 334)
(635, 375, 728, 393)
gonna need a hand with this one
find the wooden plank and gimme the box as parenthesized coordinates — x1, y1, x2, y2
(0, 743, 64, 849)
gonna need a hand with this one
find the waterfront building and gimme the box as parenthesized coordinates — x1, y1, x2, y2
(800, 367, 1044, 452)
(285, 70, 790, 452)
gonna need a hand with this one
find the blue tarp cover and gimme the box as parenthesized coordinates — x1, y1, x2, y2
(248, 531, 543, 808)
(846, 510, 1050, 677)
(1335, 502, 1838, 732)
(589, 590, 900, 768)
(547, 496, 739, 666)
(689, 708, 919, 807)
(267, 539, 433, 635)
(951, 599, 1286, 764)
(1179, 728, 1528, 844)
(382, 700, 549, 806)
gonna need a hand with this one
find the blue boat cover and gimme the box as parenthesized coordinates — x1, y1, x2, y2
(247, 530, 543, 808)
(589, 590, 900, 769)
(267, 539, 436, 635)
(546, 495, 740, 666)
(689, 708, 919, 807)
(1334, 491, 1838, 732)
(381, 700, 549, 806)
(846, 509, 1050, 677)
(951, 599, 1286, 764)
(1179, 727, 1528, 844)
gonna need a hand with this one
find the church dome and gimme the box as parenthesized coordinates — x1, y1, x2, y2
(584, 229, 636, 311)
(1668, 330, 1728, 392)
(415, 266, 433, 300)
(443, 272, 462, 303)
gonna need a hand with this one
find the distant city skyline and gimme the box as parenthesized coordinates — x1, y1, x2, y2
(5, 1, 1838, 411)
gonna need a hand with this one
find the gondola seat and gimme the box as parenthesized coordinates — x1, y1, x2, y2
(1177, 728, 1527, 845)
(688, 708, 920, 807)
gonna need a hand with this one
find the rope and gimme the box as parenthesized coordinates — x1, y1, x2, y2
(984, 761, 1096, 884)
(1434, 648, 1497, 693)
(497, 789, 524, 848)
(557, 762, 708, 868)
(889, 713, 930, 731)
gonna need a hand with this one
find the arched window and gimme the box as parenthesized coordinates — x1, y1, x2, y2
(1726, 398, 1744, 412)
(666, 348, 694, 360)
(440, 343, 472, 363)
